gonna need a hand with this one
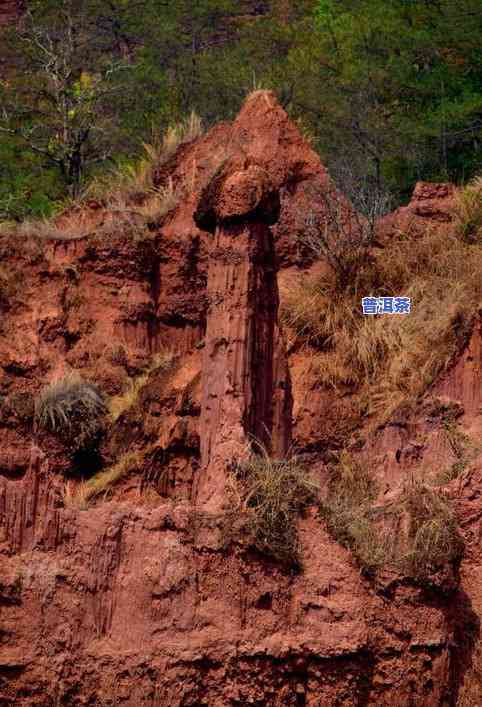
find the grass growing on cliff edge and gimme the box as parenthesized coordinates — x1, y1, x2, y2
(109, 349, 176, 422)
(224, 447, 319, 567)
(281, 224, 482, 421)
(64, 450, 143, 509)
(86, 112, 202, 208)
(400, 481, 464, 579)
(454, 176, 482, 243)
(0, 218, 88, 242)
(319, 451, 390, 573)
(0, 112, 203, 243)
(35, 373, 107, 450)
(321, 452, 464, 581)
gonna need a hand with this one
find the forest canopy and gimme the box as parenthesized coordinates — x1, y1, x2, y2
(1, 0, 481, 219)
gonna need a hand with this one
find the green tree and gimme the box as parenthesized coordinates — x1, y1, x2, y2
(0, 2, 132, 197)
(3, 0, 481, 219)
(291, 0, 482, 198)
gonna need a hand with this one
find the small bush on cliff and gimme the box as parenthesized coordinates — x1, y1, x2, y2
(35, 373, 107, 450)
(224, 447, 319, 567)
(296, 169, 391, 300)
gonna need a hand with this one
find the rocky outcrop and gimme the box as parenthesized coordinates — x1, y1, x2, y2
(378, 181, 457, 241)
(0, 92, 480, 705)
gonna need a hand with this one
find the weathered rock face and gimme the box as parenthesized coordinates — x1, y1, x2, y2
(196, 215, 293, 509)
(378, 181, 457, 242)
(0, 92, 481, 705)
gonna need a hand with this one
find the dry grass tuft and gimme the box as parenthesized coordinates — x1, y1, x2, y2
(35, 372, 106, 450)
(151, 111, 203, 163)
(399, 481, 464, 578)
(320, 451, 388, 573)
(1, 218, 88, 242)
(224, 444, 319, 567)
(432, 421, 478, 486)
(245, 88, 274, 104)
(0, 112, 202, 243)
(109, 349, 176, 422)
(454, 177, 482, 243)
(321, 454, 464, 580)
(64, 450, 143, 509)
(88, 112, 202, 209)
(134, 177, 179, 222)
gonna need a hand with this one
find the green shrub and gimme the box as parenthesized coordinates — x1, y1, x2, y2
(35, 373, 107, 450)
(225, 448, 319, 567)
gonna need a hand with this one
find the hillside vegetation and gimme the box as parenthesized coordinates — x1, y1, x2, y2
(1, 0, 482, 219)
(281, 179, 482, 422)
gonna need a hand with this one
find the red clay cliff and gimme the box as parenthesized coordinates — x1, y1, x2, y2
(0, 92, 481, 705)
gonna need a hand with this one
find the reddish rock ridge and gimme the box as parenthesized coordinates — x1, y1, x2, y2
(0, 92, 480, 705)
(378, 181, 457, 241)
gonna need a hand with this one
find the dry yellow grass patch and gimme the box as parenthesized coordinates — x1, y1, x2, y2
(321, 453, 464, 579)
(88, 112, 202, 208)
(135, 178, 178, 221)
(281, 223, 482, 423)
(152, 111, 203, 162)
(0, 112, 203, 243)
(453, 176, 482, 243)
(109, 349, 176, 422)
(224, 443, 319, 567)
(0, 217, 88, 241)
(64, 450, 143, 509)
(245, 88, 275, 107)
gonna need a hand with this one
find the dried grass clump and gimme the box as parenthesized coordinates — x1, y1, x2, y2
(88, 112, 202, 207)
(64, 450, 143, 509)
(280, 274, 358, 348)
(35, 372, 106, 449)
(399, 482, 464, 579)
(109, 349, 176, 422)
(320, 452, 389, 574)
(225, 447, 319, 567)
(321, 453, 464, 581)
(454, 177, 482, 243)
(149, 111, 203, 165)
(2, 218, 88, 242)
(432, 421, 479, 486)
(134, 178, 179, 223)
